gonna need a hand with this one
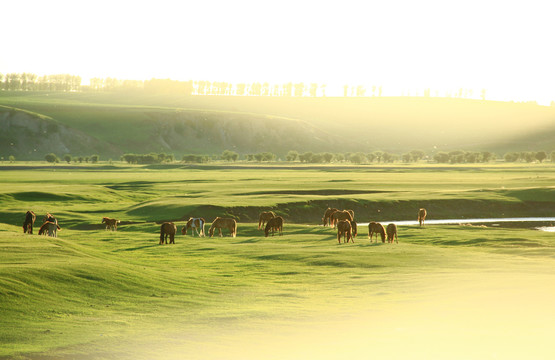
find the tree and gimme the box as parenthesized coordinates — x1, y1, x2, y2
(63, 154, 72, 164)
(286, 150, 299, 162)
(221, 150, 239, 162)
(8, 155, 15, 163)
(372, 151, 384, 163)
(433, 152, 449, 163)
(90, 155, 99, 163)
(535, 151, 547, 163)
(349, 153, 365, 164)
(409, 150, 426, 162)
(45, 153, 59, 163)
(298, 152, 313, 163)
(504, 152, 519, 162)
(322, 152, 334, 163)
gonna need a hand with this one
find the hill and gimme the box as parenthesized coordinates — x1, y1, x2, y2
(1, 91, 554, 160)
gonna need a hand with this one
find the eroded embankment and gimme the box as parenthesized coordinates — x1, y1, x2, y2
(148, 198, 554, 225)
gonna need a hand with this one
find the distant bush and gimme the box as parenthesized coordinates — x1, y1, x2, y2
(45, 153, 59, 163)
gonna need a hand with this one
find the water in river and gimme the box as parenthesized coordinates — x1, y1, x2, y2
(358, 217, 555, 231)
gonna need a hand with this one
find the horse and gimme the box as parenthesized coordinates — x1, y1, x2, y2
(258, 211, 276, 230)
(322, 207, 338, 227)
(159, 222, 177, 244)
(209, 217, 237, 238)
(102, 217, 120, 231)
(336, 220, 353, 243)
(38, 221, 61, 237)
(351, 220, 358, 238)
(181, 217, 205, 236)
(368, 221, 386, 243)
(386, 223, 398, 244)
(331, 210, 353, 228)
(264, 216, 284, 237)
(43, 213, 57, 225)
(418, 208, 427, 227)
(23, 211, 36, 234)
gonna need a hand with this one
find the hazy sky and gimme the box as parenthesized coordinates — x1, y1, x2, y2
(2, 0, 554, 103)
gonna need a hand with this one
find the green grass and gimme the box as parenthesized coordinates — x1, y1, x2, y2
(1, 163, 555, 359)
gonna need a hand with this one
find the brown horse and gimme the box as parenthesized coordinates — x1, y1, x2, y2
(322, 207, 338, 227)
(23, 211, 36, 234)
(102, 217, 120, 231)
(159, 222, 177, 244)
(331, 210, 354, 228)
(258, 211, 276, 230)
(209, 217, 237, 237)
(336, 220, 353, 243)
(418, 208, 427, 227)
(264, 216, 284, 237)
(181, 217, 205, 236)
(368, 221, 386, 243)
(386, 223, 398, 244)
(351, 220, 358, 238)
(44, 213, 57, 225)
(38, 221, 61, 237)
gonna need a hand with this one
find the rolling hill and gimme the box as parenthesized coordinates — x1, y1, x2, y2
(1, 91, 554, 160)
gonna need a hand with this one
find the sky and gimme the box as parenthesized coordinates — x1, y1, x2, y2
(2, 0, 555, 104)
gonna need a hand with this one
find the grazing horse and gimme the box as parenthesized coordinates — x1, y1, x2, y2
(182, 217, 205, 236)
(159, 222, 177, 244)
(23, 211, 36, 234)
(386, 223, 398, 244)
(418, 208, 427, 227)
(38, 221, 61, 237)
(44, 213, 57, 224)
(264, 216, 284, 237)
(351, 221, 358, 238)
(209, 217, 237, 238)
(258, 211, 276, 230)
(102, 217, 120, 231)
(368, 221, 386, 243)
(331, 210, 353, 228)
(336, 220, 353, 243)
(322, 207, 338, 227)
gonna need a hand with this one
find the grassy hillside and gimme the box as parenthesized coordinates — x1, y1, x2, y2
(1, 91, 554, 160)
(1, 164, 555, 359)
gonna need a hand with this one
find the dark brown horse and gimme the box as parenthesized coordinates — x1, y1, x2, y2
(386, 223, 398, 244)
(23, 211, 36, 234)
(418, 208, 427, 227)
(336, 220, 353, 243)
(368, 221, 386, 243)
(159, 222, 177, 244)
(264, 216, 284, 237)
(209, 217, 237, 237)
(322, 207, 338, 227)
(258, 211, 276, 230)
(181, 217, 205, 236)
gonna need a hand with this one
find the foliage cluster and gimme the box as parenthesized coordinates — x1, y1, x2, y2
(121, 153, 175, 164)
(0, 73, 81, 91)
(503, 151, 552, 163)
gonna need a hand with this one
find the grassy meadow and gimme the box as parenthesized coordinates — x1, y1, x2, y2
(1, 163, 555, 359)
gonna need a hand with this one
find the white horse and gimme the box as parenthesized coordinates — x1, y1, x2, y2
(182, 217, 205, 237)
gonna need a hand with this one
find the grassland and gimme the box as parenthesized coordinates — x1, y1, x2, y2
(1, 163, 554, 359)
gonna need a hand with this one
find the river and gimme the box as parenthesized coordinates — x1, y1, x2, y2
(358, 217, 555, 231)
